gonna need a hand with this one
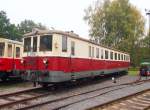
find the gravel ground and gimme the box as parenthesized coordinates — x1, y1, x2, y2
(1, 75, 149, 110)
(0, 80, 36, 94)
(9, 75, 147, 110)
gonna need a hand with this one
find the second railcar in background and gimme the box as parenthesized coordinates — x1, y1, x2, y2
(21, 29, 130, 87)
(0, 38, 23, 81)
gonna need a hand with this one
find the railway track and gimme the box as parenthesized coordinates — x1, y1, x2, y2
(90, 89, 150, 110)
(0, 78, 148, 110)
(0, 86, 52, 110)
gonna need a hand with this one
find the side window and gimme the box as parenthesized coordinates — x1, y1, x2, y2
(118, 54, 120, 60)
(121, 54, 123, 60)
(0, 43, 5, 57)
(8, 44, 12, 57)
(16, 47, 20, 58)
(33, 37, 37, 52)
(71, 41, 75, 56)
(115, 53, 117, 60)
(105, 50, 108, 59)
(89, 46, 91, 57)
(92, 47, 94, 57)
(124, 55, 126, 61)
(110, 52, 113, 60)
(62, 36, 67, 52)
(96, 48, 99, 58)
(101, 49, 103, 59)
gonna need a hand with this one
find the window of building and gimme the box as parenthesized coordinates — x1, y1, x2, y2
(24, 37, 31, 52)
(0, 42, 5, 57)
(33, 37, 37, 52)
(16, 47, 20, 58)
(71, 41, 75, 56)
(92, 47, 94, 57)
(40, 35, 53, 51)
(62, 36, 67, 52)
(118, 54, 120, 60)
(89, 46, 91, 57)
(96, 48, 99, 58)
(105, 50, 109, 59)
(8, 44, 12, 57)
(115, 53, 117, 60)
(110, 52, 113, 60)
(101, 49, 103, 59)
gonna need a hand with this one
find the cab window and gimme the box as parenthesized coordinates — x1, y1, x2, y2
(40, 35, 53, 51)
(16, 47, 20, 58)
(33, 37, 37, 52)
(0, 43, 5, 57)
(8, 44, 12, 57)
(24, 37, 31, 52)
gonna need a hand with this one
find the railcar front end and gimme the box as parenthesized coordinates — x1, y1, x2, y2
(0, 38, 23, 81)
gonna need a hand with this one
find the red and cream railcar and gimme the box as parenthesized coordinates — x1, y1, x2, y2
(21, 29, 130, 86)
(0, 38, 23, 81)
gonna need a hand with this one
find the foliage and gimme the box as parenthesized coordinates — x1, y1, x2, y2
(18, 20, 47, 35)
(0, 11, 47, 41)
(0, 11, 21, 40)
(84, 0, 146, 66)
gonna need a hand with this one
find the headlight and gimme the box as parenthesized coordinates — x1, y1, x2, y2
(21, 59, 24, 64)
(43, 58, 48, 64)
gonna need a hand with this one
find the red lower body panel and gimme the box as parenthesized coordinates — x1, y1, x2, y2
(0, 58, 22, 72)
(22, 57, 130, 72)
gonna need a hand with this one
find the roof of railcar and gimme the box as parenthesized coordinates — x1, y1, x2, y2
(0, 37, 22, 45)
(23, 29, 129, 55)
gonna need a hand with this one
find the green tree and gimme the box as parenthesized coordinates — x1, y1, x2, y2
(84, 0, 145, 66)
(18, 20, 47, 35)
(0, 11, 21, 40)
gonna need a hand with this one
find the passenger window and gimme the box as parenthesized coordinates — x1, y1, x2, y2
(118, 54, 120, 60)
(121, 54, 123, 60)
(24, 37, 31, 52)
(71, 41, 75, 56)
(33, 37, 37, 52)
(40, 35, 53, 51)
(105, 50, 108, 59)
(96, 48, 99, 58)
(8, 44, 12, 57)
(89, 46, 91, 57)
(92, 47, 94, 57)
(0, 43, 5, 57)
(115, 53, 117, 60)
(110, 52, 113, 60)
(101, 49, 103, 59)
(16, 47, 20, 58)
(62, 36, 67, 52)
(124, 55, 126, 61)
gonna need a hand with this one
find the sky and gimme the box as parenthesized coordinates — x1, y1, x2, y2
(0, 0, 149, 39)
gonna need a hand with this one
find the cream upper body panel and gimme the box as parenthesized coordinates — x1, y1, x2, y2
(0, 38, 23, 59)
(23, 29, 130, 62)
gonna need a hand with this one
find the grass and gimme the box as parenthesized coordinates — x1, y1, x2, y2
(128, 70, 139, 76)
